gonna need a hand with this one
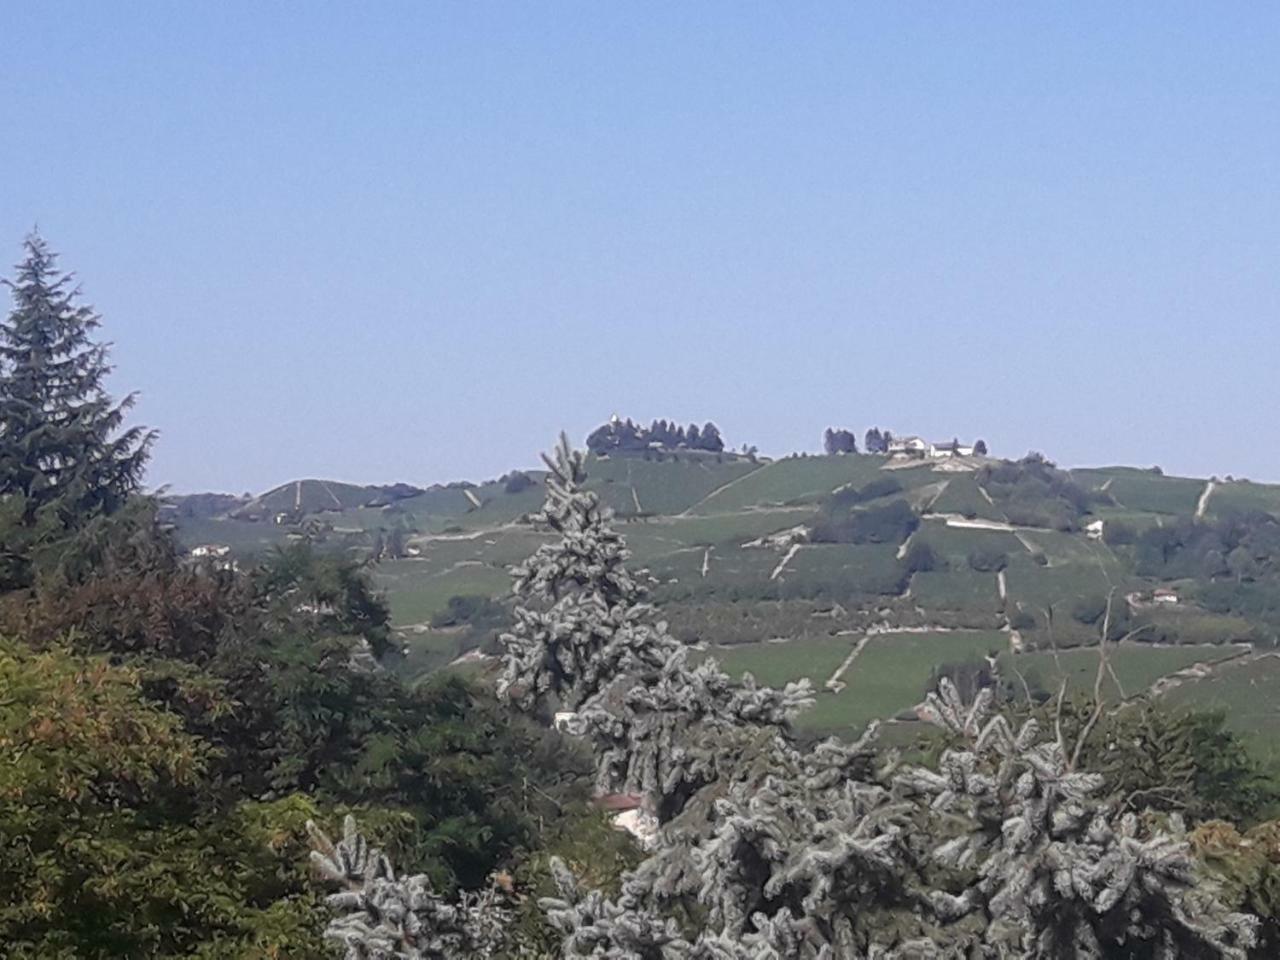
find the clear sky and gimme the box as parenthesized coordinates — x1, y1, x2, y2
(2, 3, 1277, 493)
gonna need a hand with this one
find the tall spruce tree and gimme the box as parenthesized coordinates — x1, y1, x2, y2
(0, 233, 153, 588)
(498, 432, 679, 714)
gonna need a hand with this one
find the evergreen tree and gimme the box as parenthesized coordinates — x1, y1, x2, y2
(899, 680, 1258, 958)
(307, 815, 512, 959)
(498, 433, 679, 714)
(700, 421, 724, 452)
(974, 438, 988, 456)
(0, 233, 153, 588)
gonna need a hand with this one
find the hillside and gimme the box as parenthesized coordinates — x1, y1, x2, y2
(170, 448, 1280, 765)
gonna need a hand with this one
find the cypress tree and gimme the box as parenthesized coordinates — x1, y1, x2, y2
(0, 232, 153, 588)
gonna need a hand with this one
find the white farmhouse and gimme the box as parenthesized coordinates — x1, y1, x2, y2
(927, 441, 976, 459)
(886, 436, 930, 459)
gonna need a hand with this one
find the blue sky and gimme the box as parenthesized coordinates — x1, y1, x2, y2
(2, 3, 1277, 492)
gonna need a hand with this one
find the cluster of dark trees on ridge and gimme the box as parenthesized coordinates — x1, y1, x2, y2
(586, 415, 725, 454)
(4, 232, 1280, 957)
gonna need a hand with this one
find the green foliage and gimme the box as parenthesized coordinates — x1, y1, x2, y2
(811, 497, 919, 545)
(430, 593, 506, 629)
(967, 546, 1009, 572)
(1137, 513, 1280, 594)
(978, 453, 1103, 531)
(0, 639, 332, 959)
(252, 542, 394, 656)
(903, 539, 943, 574)
(0, 234, 154, 591)
(1033, 697, 1280, 825)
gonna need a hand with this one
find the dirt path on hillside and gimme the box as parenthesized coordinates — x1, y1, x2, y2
(680, 462, 771, 515)
(701, 547, 712, 578)
(319, 481, 343, 508)
(825, 633, 874, 692)
(770, 543, 801, 580)
(1195, 480, 1216, 518)
(896, 529, 917, 560)
(1144, 646, 1265, 700)
(632, 487, 643, 513)
(997, 569, 1007, 600)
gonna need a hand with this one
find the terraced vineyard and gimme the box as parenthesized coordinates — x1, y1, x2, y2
(171, 449, 1280, 767)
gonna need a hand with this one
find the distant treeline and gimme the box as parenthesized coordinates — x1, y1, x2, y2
(587, 417, 725, 454)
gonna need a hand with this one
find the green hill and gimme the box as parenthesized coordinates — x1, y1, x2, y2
(169, 448, 1280, 757)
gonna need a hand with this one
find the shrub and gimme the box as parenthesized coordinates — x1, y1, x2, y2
(967, 547, 1009, 573)
(431, 594, 507, 628)
(1008, 607, 1037, 631)
(1104, 521, 1137, 546)
(503, 471, 537, 494)
(811, 499, 919, 546)
(904, 540, 944, 574)
(1071, 594, 1109, 626)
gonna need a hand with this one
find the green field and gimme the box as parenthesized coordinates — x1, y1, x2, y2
(999, 643, 1245, 703)
(585, 453, 758, 516)
(1160, 654, 1280, 766)
(372, 559, 512, 626)
(713, 634, 855, 690)
(689, 455, 912, 515)
(812, 630, 1009, 734)
(925, 475, 1007, 521)
(911, 568, 1000, 611)
(1072, 467, 1206, 516)
(1205, 480, 1280, 519)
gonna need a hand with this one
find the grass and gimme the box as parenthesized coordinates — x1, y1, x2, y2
(1160, 654, 1280, 768)
(999, 643, 1245, 703)
(1073, 468, 1206, 517)
(913, 522, 1026, 564)
(1204, 480, 1280, 519)
(174, 515, 292, 554)
(372, 560, 512, 626)
(650, 545, 781, 592)
(911, 568, 1000, 611)
(711, 634, 855, 690)
(784, 543, 902, 586)
(925, 474, 1007, 521)
(585, 453, 758, 516)
(1000, 535, 1130, 613)
(689, 455, 901, 515)
(802, 630, 1008, 735)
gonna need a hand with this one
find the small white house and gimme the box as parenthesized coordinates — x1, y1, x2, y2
(927, 441, 976, 459)
(1152, 588, 1179, 605)
(1085, 519, 1105, 541)
(886, 436, 930, 458)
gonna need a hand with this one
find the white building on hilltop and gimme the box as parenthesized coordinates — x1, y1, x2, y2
(886, 436, 976, 460)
